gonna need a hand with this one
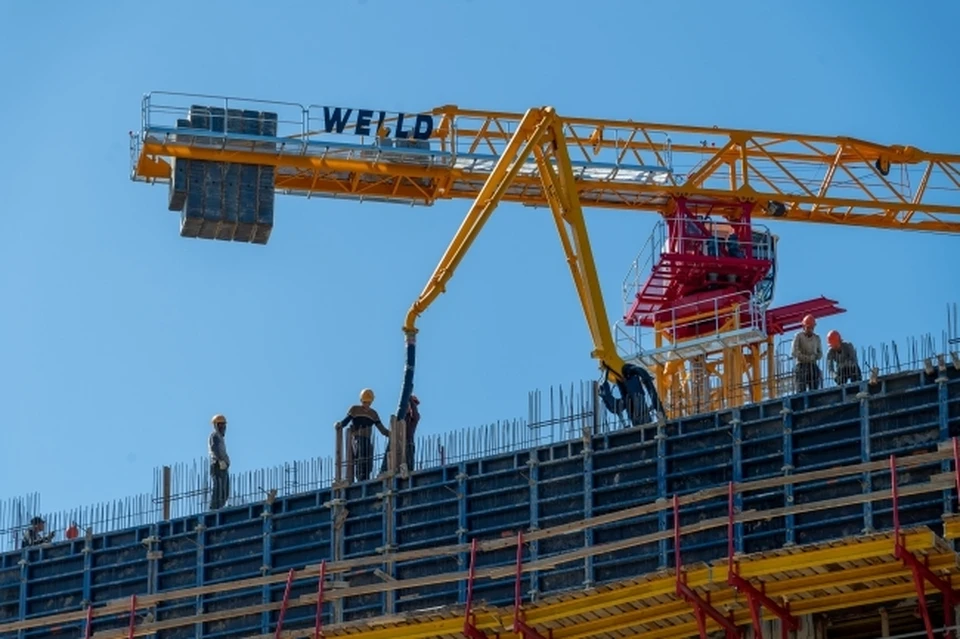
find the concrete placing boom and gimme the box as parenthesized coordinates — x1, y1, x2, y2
(129, 92, 960, 424)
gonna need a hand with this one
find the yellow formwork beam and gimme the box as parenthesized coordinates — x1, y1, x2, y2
(944, 514, 960, 540)
(364, 529, 951, 639)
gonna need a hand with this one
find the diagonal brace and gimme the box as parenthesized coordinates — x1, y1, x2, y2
(890, 454, 955, 639)
(726, 482, 799, 637)
(676, 495, 739, 639)
(513, 531, 550, 639)
(463, 539, 490, 639)
(676, 580, 740, 638)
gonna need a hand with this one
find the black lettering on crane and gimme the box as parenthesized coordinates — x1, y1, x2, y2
(395, 113, 410, 139)
(413, 115, 433, 141)
(323, 107, 353, 134)
(354, 109, 374, 136)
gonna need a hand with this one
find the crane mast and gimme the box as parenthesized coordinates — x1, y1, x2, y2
(130, 92, 960, 423)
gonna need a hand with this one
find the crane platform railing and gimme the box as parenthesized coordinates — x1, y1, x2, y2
(132, 92, 675, 206)
(133, 91, 960, 233)
(4, 442, 959, 639)
(615, 289, 769, 365)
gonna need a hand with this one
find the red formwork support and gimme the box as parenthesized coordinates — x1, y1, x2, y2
(513, 532, 550, 639)
(127, 594, 137, 639)
(314, 560, 326, 639)
(673, 495, 739, 639)
(274, 568, 295, 639)
(725, 482, 799, 639)
(890, 453, 957, 639)
(84, 604, 93, 639)
(463, 538, 490, 639)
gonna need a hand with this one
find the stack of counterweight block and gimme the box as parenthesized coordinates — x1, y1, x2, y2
(167, 105, 278, 244)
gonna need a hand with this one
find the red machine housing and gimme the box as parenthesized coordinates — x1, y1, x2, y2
(623, 197, 843, 340)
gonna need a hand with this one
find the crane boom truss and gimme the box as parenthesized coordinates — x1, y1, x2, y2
(132, 92, 960, 234)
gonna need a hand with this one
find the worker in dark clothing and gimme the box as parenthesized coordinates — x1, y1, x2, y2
(599, 363, 663, 428)
(22, 517, 54, 548)
(380, 393, 420, 474)
(340, 388, 389, 482)
(209, 414, 231, 510)
(791, 314, 823, 392)
(826, 330, 862, 385)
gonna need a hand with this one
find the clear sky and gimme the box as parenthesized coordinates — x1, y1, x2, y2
(0, 0, 958, 520)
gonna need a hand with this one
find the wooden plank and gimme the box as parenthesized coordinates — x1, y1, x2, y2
(0, 449, 953, 635)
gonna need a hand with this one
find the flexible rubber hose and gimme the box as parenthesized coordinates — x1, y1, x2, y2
(396, 333, 416, 422)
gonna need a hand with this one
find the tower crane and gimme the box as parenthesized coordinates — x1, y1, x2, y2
(129, 92, 960, 424)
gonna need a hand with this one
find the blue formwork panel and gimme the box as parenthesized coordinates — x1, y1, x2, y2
(533, 443, 589, 594)
(0, 552, 18, 623)
(591, 430, 660, 583)
(3, 367, 960, 638)
(463, 452, 537, 608)
(393, 466, 460, 613)
(341, 483, 386, 622)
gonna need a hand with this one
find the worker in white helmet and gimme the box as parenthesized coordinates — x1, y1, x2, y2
(209, 414, 231, 510)
(339, 389, 389, 482)
(791, 315, 823, 392)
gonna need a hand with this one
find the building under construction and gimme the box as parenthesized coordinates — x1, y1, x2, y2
(1, 93, 960, 639)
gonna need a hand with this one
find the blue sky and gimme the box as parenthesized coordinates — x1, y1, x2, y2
(0, 0, 958, 518)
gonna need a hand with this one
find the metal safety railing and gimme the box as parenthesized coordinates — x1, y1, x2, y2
(4, 315, 959, 551)
(5, 442, 960, 639)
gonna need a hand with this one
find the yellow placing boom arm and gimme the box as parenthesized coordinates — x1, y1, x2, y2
(396, 108, 640, 422)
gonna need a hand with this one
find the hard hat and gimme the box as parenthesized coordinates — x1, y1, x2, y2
(410, 394, 419, 404)
(827, 330, 841, 348)
(211, 414, 227, 426)
(801, 314, 816, 329)
(360, 388, 375, 403)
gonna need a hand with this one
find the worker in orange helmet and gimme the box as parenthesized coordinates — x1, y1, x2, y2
(338, 388, 389, 482)
(791, 314, 823, 393)
(826, 330, 862, 385)
(209, 414, 231, 510)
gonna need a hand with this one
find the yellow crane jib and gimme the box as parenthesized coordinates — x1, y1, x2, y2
(130, 92, 960, 426)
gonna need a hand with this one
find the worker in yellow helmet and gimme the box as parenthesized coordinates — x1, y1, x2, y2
(209, 414, 231, 510)
(826, 330, 862, 385)
(339, 389, 389, 482)
(791, 315, 823, 393)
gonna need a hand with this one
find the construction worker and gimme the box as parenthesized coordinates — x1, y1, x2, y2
(339, 388, 389, 482)
(65, 522, 80, 540)
(791, 315, 823, 392)
(826, 329, 862, 385)
(380, 393, 420, 474)
(209, 414, 231, 510)
(22, 516, 54, 547)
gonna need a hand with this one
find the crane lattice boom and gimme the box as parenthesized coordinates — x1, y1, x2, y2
(130, 92, 960, 425)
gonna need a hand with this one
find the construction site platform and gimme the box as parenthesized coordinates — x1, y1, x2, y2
(1, 365, 959, 639)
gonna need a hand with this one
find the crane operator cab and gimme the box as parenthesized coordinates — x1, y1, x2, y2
(660, 214, 778, 304)
(599, 363, 665, 428)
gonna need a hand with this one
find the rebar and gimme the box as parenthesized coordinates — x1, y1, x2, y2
(4, 311, 958, 551)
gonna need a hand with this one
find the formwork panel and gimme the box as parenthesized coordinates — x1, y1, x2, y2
(271, 492, 333, 572)
(394, 466, 461, 612)
(89, 527, 151, 604)
(3, 365, 960, 637)
(0, 564, 17, 622)
(463, 452, 534, 608)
